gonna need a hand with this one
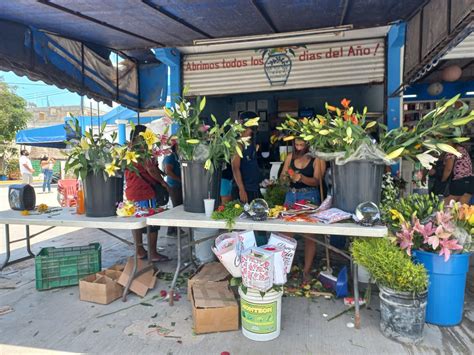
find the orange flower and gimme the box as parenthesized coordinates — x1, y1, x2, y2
(326, 105, 337, 112)
(344, 113, 358, 125)
(341, 98, 351, 109)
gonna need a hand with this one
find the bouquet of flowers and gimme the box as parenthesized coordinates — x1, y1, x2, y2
(65, 117, 171, 180)
(164, 86, 258, 172)
(278, 95, 474, 168)
(393, 201, 473, 261)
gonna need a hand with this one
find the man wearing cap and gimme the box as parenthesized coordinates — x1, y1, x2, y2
(231, 111, 262, 203)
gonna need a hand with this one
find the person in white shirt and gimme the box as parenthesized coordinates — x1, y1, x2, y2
(19, 150, 34, 185)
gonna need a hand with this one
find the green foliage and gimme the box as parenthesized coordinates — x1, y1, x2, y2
(278, 95, 474, 166)
(379, 94, 474, 159)
(382, 193, 442, 231)
(263, 181, 288, 208)
(6, 157, 19, 175)
(211, 200, 244, 230)
(0, 80, 31, 142)
(351, 238, 428, 294)
(65, 118, 132, 180)
(164, 90, 255, 172)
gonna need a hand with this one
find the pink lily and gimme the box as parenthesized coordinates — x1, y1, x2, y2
(427, 225, 452, 250)
(199, 124, 210, 133)
(436, 211, 454, 231)
(396, 222, 414, 256)
(438, 238, 463, 262)
(162, 116, 172, 125)
(413, 219, 436, 244)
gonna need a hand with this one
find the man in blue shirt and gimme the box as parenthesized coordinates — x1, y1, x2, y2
(163, 143, 182, 235)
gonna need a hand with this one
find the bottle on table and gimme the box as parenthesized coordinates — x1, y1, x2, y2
(76, 180, 85, 215)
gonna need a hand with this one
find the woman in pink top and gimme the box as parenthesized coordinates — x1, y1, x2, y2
(442, 144, 473, 204)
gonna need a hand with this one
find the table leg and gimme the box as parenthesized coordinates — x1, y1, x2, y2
(122, 229, 142, 302)
(169, 226, 183, 306)
(188, 228, 198, 268)
(0, 225, 11, 270)
(25, 225, 35, 257)
(353, 262, 361, 329)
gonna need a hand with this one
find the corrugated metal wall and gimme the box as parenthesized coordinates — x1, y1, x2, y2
(443, 32, 474, 60)
(183, 38, 385, 96)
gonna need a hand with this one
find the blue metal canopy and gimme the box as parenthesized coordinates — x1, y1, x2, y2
(0, 1, 426, 109)
(15, 122, 77, 148)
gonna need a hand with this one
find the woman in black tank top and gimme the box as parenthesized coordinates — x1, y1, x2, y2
(280, 138, 326, 281)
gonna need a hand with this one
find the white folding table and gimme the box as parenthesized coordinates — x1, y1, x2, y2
(147, 205, 387, 328)
(0, 208, 152, 301)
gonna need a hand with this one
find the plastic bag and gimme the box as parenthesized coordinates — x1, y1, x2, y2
(261, 244, 287, 285)
(267, 233, 297, 273)
(241, 247, 274, 292)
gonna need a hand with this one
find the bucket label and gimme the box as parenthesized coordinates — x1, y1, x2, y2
(241, 299, 277, 334)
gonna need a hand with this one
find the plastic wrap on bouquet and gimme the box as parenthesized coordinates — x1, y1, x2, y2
(261, 244, 287, 285)
(241, 248, 274, 292)
(212, 233, 241, 277)
(268, 233, 297, 274)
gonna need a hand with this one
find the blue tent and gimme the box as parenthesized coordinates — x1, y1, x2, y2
(15, 123, 77, 148)
(76, 106, 163, 128)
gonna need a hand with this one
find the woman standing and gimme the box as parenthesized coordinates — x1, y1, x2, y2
(280, 138, 326, 280)
(125, 125, 170, 262)
(40, 156, 54, 193)
(442, 144, 473, 204)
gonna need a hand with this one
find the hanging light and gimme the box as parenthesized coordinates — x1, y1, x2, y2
(427, 82, 444, 96)
(441, 65, 462, 82)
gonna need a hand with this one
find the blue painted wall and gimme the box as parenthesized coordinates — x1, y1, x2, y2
(404, 81, 474, 102)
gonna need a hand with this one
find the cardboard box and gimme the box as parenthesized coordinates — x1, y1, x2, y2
(187, 262, 230, 300)
(117, 257, 157, 297)
(191, 281, 239, 334)
(79, 270, 123, 305)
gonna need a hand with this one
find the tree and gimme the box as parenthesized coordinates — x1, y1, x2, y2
(0, 79, 31, 175)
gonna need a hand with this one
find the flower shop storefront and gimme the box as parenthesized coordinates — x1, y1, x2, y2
(181, 26, 387, 164)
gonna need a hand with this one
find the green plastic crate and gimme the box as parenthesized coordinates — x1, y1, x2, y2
(35, 243, 102, 290)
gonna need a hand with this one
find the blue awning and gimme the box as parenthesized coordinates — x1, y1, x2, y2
(16, 123, 77, 148)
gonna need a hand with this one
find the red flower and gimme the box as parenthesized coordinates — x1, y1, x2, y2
(217, 205, 225, 212)
(288, 168, 295, 176)
(160, 290, 168, 298)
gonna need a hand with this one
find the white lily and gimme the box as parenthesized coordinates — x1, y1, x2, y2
(416, 151, 439, 169)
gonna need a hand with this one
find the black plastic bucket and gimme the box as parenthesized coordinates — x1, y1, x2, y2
(83, 173, 124, 217)
(379, 286, 427, 344)
(331, 160, 384, 213)
(181, 160, 221, 213)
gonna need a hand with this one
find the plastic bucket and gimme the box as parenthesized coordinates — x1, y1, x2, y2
(83, 173, 123, 217)
(331, 160, 384, 213)
(413, 250, 471, 326)
(193, 228, 217, 264)
(239, 286, 283, 341)
(379, 286, 427, 344)
(181, 160, 221, 213)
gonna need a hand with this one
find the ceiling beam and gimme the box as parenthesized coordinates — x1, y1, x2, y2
(142, 0, 213, 39)
(339, 0, 351, 26)
(250, 0, 278, 33)
(37, 0, 164, 47)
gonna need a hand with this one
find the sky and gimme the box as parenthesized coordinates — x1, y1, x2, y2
(0, 70, 114, 112)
